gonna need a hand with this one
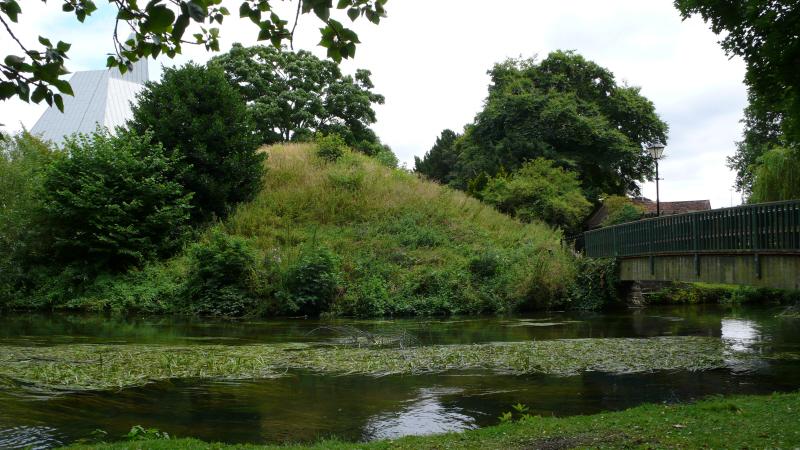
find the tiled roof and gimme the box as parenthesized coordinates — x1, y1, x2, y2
(634, 198, 712, 215)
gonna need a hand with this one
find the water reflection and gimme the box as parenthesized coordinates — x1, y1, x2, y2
(721, 319, 761, 352)
(363, 387, 476, 440)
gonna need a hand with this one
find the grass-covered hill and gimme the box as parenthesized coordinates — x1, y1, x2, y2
(27, 144, 578, 317)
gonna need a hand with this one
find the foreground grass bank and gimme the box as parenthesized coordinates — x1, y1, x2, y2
(0, 336, 730, 391)
(62, 391, 800, 449)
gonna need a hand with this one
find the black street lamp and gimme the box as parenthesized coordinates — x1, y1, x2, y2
(647, 143, 665, 216)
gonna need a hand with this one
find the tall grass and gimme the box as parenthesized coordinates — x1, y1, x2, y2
(31, 143, 577, 316)
(221, 144, 575, 315)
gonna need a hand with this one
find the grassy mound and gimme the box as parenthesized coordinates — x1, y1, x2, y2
(57, 144, 574, 317)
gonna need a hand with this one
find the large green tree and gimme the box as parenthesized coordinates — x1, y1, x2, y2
(419, 51, 668, 200)
(129, 63, 264, 222)
(210, 44, 384, 150)
(0, 0, 388, 114)
(414, 129, 460, 184)
(675, 1, 800, 196)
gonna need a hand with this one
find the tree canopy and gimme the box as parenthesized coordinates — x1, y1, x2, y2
(675, 1, 800, 197)
(129, 63, 265, 222)
(480, 158, 592, 231)
(0, 0, 387, 114)
(416, 51, 668, 201)
(210, 44, 384, 150)
(414, 129, 460, 184)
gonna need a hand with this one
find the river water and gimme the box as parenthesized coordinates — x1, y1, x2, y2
(0, 305, 798, 448)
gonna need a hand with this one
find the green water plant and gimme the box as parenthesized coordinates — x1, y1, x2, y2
(0, 336, 737, 392)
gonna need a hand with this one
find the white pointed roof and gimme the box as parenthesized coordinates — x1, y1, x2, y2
(31, 58, 148, 145)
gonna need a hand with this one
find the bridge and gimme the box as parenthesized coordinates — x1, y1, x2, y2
(583, 200, 800, 290)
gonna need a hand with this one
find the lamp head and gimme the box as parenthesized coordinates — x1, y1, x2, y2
(647, 143, 665, 159)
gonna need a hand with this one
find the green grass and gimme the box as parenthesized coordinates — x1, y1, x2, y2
(61, 391, 800, 449)
(0, 337, 737, 391)
(54, 144, 576, 316)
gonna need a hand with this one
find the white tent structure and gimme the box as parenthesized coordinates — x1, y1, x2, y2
(30, 58, 148, 145)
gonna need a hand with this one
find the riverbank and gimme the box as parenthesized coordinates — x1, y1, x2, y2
(61, 391, 800, 449)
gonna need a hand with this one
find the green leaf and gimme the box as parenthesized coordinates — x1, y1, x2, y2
(54, 93, 64, 112)
(346, 7, 359, 21)
(38, 36, 53, 47)
(54, 79, 74, 96)
(172, 13, 190, 40)
(56, 41, 72, 53)
(4, 54, 25, 68)
(0, 81, 15, 99)
(186, 1, 206, 22)
(2, 0, 21, 22)
(31, 84, 47, 103)
(143, 5, 175, 33)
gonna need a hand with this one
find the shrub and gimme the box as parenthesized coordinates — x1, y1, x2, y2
(481, 158, 592, 232)
(601, 195, 645, 226)
(129, 63, 265, 222)
(0, 132, 58, 299)
(468, 252, 501, 279)
(341, 275, 391, 318)
(315, 133, 348, 162)
(40, 129, 193, 272)
(182, 229, 260, 317)
(281, 246, 341, 315)
(565, 257, 620, 310)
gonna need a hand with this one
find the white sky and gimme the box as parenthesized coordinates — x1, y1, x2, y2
(0, 0, 748, 208)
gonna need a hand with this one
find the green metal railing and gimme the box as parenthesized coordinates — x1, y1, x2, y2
(584, 200, 800, 258)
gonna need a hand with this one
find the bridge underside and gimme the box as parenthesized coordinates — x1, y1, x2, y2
(619, 254, 800, 290)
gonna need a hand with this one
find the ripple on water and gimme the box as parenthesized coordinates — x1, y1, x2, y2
(0, 426, 64, 450)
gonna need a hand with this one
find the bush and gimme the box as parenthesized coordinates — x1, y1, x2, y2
(281, 246, 341, 315)
(129, 63, 265, 222)
(0, 132, 58, 299)
(468, 252, 501, 279)
(565, 257, 620, 310)
(340, 275, 391, 318)
(481, 158, 592, 232)
(40, 129, 193, 272)
(601, 195, 644, 226)
(315, 133, 348, 162)
(182, 229, 260, 317)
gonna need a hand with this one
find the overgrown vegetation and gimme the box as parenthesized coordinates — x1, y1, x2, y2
(1, 142, 581, 316)
(649, 282, 800, 305)
(601, 195, 645, 226)
(479, 158, 592, 232)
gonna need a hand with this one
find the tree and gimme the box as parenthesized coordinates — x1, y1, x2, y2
(0, 131, 58, 293)
(480, 158, 592, 231)
(210, 44, 384, 151)
(40, 129, 193, 272)
(445, 51, 668, 200)
(129, 63, 265, 222)
(675, 1, 800, 195)
(749, 146, 800, 203)
(0, 0, 388, 113)
(600, 195, 644, 226)
(414, 129, 460, 183)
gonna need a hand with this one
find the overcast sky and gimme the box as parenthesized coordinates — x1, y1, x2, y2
(1, 0, 748, 208)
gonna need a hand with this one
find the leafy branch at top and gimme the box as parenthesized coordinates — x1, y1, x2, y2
(0, 0, 388, 114)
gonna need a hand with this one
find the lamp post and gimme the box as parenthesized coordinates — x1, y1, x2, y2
(647, 143, 665, 216)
